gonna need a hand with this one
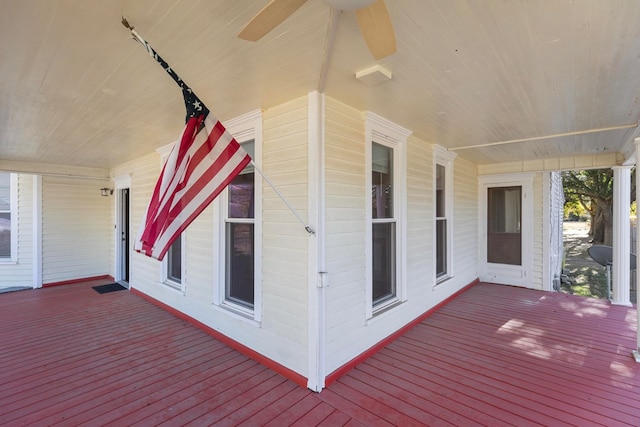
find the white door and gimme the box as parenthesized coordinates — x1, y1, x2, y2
(480, 174, 533, 287)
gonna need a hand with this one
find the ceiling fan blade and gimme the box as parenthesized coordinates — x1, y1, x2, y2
(354, 0, 396, 59)
(238, 0, 308, 41)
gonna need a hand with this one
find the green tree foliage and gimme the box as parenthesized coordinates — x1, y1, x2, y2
(562, 168, 636, 246)
(562, 169, 613, 245)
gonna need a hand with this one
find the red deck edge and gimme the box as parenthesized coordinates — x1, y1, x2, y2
(324, 277, 480, 387)
(130, 288, 308, 389)
(42, 275, 114, 288)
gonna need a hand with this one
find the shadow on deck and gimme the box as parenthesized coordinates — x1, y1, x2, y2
(1, 279, 639, 426)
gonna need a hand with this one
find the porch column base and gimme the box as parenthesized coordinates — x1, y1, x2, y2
(633, 349, 640, 363)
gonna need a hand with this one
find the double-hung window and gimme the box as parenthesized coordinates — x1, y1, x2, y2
(0, 173, 16, 262)
(214, 110, 262, 321)
(371, 142, 396, 307)
(365, 113, 410, 318)
(434, 145, 456, 282)
(225, 140, 255, 311)
(165, 234, 183, 290)
(155, 143, 185, 292)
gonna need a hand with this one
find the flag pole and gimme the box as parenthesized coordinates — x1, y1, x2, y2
(251, 161, 315, 236)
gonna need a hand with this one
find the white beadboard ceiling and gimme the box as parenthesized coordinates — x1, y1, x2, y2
(2, 0, 640, 173)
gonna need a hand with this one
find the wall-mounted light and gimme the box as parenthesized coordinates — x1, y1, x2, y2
(101, 188, 114, 197)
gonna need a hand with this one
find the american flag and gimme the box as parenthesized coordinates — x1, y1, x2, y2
(132, 28, 251, 260)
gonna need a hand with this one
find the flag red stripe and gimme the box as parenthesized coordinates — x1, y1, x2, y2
(152, 153, 250, 259)
(139, 118, 232, 248)
(136, 114, 250, 260)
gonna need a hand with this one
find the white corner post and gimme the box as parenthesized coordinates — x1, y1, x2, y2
(612, 166, 632, 306)
(633, 139, 640, 362)
(307, 91, 326, 391)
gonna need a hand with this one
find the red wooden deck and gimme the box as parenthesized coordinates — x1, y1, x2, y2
(1, 280, 639, 426)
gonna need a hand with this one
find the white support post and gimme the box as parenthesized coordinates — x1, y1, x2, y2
(612, 166, 632, 306)
(633, 139, 640, 362)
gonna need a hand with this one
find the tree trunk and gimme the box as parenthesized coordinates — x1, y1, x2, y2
(592, 198, 613, 246)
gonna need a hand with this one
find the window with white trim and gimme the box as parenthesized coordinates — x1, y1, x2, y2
(214, 110, 262, 321)
(164, 234, 183, 290)
(365, 113, 410, 318)
(155, 143, 185, 292)
(224, 140, 255, 311)
(434, 145, 456, 282)
(0, 173, 17, 262)
(371, 142, 396, 307)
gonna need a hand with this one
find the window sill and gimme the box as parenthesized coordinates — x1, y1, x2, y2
(212, 302, 260, 327)
(367, 299, 404, 325)
(434, 274, 454, 289)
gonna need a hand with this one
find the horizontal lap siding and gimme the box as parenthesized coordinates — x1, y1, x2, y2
(42, 176, 111, 284)
(532, 173, 544, 289)
(443, 157, 479, 293)
(405, 135, 433, 299)
(112, 153, 161, 290)
(261, 97, 309, 376)
(324, 100, 482, 375)
(0, 174, 34, 288)
(324, 99, 367, 373)
(451, 156, 478, 283)
(112, 99, 310, 378)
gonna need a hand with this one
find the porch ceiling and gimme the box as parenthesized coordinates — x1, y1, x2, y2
(2, 1, 640, 172)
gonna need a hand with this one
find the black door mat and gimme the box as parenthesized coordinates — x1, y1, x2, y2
(92, 283, 127, 294)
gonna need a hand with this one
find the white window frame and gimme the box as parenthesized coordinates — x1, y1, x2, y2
(213, 110, 262, 323)
(365, 112, 411, 319)
(433, 145, 456, 284)
(162, 234, 185, 292)
(0, 173, 18, 263)
(156, 144, 186, 294)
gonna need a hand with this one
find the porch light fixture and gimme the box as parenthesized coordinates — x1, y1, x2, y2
(101, 188, 113, 197)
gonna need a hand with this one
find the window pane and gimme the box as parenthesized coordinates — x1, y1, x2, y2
(228, 172, 255, 218)
(372, 142, 393, 219)
(487, 186, 522, 265)
(372, 222, 395, 306)
(226, 223, 254, 308)
(0, 212, 10, 258)
(167, 234, 181, 283)
(436, 218, 447, 277)
(436, 164, 445, 218)
(0, 173, 9, 211)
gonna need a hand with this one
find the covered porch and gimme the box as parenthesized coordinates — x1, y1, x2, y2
(1, 279, 638, 426)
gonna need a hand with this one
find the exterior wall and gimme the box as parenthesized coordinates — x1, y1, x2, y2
(323, 97, 479, 376)
(323, 98, 367, 373)
(111, 96, 311, 378)
(41, 176, 111, 284)
(549, 172, 565, 290)
(532, 172, 544, 290)
(0, 174, 35, 288)
(261, 97, 310, 375)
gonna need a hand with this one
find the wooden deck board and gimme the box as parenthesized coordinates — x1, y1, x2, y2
(1, 280, 639, 426)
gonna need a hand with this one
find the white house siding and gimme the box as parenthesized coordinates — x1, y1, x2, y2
(42, 176, 111, 284)
(449, 156, 480, 286)
(110, 152, 160, 287)
(532, 173, 544, 290)
(323, 98, 367, 374)
(111, 97, 311, 378)
(0, 174, 35, 289)
(549, 172, 564, 290)
(261, 97, 310, 375)
(323, 98, 481, 376)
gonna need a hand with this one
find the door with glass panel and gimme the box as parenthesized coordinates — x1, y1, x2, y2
(480, 176, 533, 287)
